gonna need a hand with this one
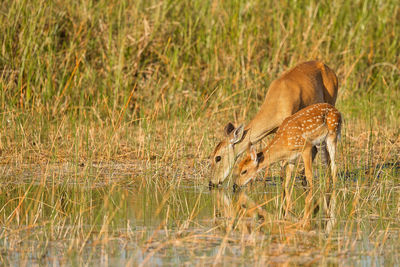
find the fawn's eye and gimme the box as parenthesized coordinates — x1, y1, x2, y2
(215, 156, 221, 163)
(241, 170, 247, 175)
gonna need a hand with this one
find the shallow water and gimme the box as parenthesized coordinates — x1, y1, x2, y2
(1, 162, 400, 265)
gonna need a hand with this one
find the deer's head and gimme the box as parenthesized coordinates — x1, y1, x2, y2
(209, 123, 245, 188)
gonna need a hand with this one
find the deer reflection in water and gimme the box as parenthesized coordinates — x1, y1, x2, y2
(210, 186, 337, 233)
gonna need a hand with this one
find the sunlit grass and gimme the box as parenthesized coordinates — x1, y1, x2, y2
(0, 0, 399, 265)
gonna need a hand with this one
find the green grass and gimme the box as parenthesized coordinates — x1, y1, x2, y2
(0, 0, 399, 265)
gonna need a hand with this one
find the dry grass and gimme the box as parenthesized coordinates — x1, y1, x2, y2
(0, 0, 399, 265)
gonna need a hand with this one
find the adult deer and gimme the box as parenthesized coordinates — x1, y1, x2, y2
(210, 61, 338, 187)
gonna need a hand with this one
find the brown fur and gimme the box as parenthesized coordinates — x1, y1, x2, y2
(210, 61, 339, 185)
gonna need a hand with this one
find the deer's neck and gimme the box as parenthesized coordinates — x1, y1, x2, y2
(245, 102, 281, 144)
(233, 129, 252, 158)
(234, 100, 282, 158)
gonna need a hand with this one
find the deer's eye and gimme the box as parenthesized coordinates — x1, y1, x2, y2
(215, 156, 221, 163)
(241, 170, 247, 175)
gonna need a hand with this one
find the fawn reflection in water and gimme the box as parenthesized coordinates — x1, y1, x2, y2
(209, 184, 337, 234)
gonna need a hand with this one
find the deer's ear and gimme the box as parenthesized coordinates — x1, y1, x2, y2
(224, 122, 235, 136)
(249, 146, 264, 165)
(249, 146, 257, 162)
(230, 124, 244, 144)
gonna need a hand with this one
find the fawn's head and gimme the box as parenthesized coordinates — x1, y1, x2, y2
(209, 122, 245, 187)
(233, 146, 264, 190)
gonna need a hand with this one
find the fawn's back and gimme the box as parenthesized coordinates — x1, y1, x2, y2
(270, 103, 341, 151)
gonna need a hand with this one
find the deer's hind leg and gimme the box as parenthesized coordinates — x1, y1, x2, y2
(282, 162, 295, 216)
(324, 133, 339, 223)
(326, 134, 338, 185)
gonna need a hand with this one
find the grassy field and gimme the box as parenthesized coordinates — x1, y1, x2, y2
(0, 0, 399, 265)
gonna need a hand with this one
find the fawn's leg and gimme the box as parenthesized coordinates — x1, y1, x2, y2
(299, 146, 319, 185)
(326, 134, 338, 185)
(323, 134, 338, 219)
(302, 145, 315, 225)
(302, 146, 314, 188)
(283, 162, 295, 216)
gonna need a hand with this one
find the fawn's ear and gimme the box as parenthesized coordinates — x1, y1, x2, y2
(230, 124, 244, 145)
(224, 122, 235, 136)
(249, 146, 257, 163)
(250, 146, 264, 165)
